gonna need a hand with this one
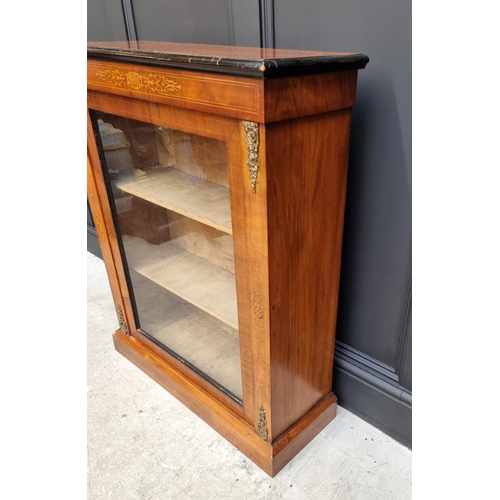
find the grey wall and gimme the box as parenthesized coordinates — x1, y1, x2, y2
(87, 0, 127, 41)
(131, 0, 233, 44)
(130, 0, 260, 46)
(88, 0, 260, 46)
(87, 0, 412, 447)
(273, 0, 412, 446)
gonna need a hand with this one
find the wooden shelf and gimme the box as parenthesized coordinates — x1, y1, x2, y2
(123, 235, 238, 329)
(131, 271, 242, 399)
(115, 168, 233, 234)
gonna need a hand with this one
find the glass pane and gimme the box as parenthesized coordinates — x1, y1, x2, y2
(94, 111, 242, 401)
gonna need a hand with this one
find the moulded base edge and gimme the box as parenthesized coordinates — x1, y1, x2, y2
(113, 330, 337, 477)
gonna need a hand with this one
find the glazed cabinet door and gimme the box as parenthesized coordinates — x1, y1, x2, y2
(87, 97, 254, 406)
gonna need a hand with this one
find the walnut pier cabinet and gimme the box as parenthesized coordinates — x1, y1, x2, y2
(87, 42, 368, 476)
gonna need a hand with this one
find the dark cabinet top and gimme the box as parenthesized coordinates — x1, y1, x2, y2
(87, 41, 369, 78)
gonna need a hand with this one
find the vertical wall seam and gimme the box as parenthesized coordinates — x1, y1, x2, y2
(121, 0, 138, 41)
(395, 268, 412, 381)
(259, 0, 276, 49)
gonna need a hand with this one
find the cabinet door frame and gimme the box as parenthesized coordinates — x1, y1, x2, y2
(87, 90, 271, 427)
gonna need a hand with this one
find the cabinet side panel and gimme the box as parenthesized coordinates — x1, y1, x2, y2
(266, 109, 352, 438)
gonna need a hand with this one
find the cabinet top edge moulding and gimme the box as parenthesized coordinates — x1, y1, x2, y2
(87, 41, 368, 477)
(87, 40, 369, 79)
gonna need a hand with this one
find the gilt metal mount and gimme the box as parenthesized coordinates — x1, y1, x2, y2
(257, 405, 268, 440)
(118, 306, 128, 334)
(243, 121, 259, 193)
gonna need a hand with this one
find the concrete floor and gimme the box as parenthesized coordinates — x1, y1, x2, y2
(87, 252, 412, 499)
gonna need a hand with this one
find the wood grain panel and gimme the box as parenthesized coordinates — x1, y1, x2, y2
(88, 60, 264, 121)
(88, 91, 238, 142)
(225, 121, 272, 431)
(264, 70, 358, 122)
(266, 109, 353, 438)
